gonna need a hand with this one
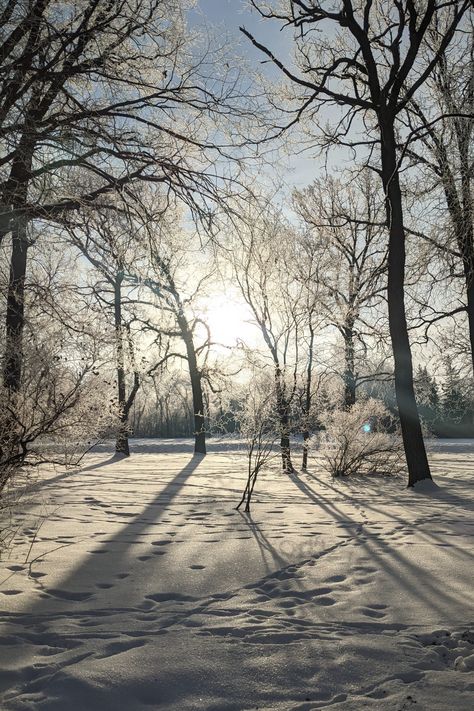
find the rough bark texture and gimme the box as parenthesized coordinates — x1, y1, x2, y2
(178, 313, 206, 455)
(3, 223, 28, 392)
(380, 117, 432, 486)
(342, 321, 356, 410)
(438, 135, 474, 376)
(275, 367, 293, 472)
(2, 149, 32, 392)
(301, 323, 315, 470)
(114, 273, 140, 456)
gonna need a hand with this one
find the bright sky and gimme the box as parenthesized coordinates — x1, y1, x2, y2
(198, 291, 261, 350)
(188, 0, 329, 189)
(186, 2, 341, 350)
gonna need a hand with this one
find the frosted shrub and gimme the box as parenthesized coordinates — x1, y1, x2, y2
(0, 348, 117, 496)
(314, 399, 404, 477)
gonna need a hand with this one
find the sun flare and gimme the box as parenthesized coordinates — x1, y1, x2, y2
(198, 295, 258, 349)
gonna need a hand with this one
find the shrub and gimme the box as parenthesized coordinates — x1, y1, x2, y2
(313, 399, 405, 477)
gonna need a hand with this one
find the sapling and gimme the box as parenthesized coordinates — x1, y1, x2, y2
(236, 388, 279, 512)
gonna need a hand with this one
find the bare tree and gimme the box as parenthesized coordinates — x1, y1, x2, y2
(294, 170, 387, 410)
(242, 0, 471, 486)
(65, 208, 143, 456)
(289, 226, 328, 469)
(0, 237, 114, 493)
(228, 205, 304, 472)
(402, 21, 474, 373)
(121, 203, 219, 456)
(0, 0, 255, 411)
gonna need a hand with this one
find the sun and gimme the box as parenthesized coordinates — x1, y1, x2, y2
(198, 294, 259, 350)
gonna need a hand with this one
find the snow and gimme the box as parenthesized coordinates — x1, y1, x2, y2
(1, 439, 473, 710)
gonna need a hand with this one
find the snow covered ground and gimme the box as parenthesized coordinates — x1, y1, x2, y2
(0, 439, 473, 710)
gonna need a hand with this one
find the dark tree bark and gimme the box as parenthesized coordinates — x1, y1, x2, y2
(301, 323, 315, 470)
(177, 312, 206, 455)
(114, 272, 140, 456)
(2, 144, 33, 392)
(380, 118, 432, 485)
(275, 366, 293, 472)
(342, 321, 357, 410)
(240, 0, 470, 486)
(3, 222, 28, 392)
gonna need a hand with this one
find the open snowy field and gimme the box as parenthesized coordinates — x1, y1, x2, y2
(0, 440, 473, 710)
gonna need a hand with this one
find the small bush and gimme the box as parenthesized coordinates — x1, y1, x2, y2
(313, 399, 405, 477)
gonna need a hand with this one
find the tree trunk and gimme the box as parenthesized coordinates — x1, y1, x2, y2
(380, 117, 432, 486)
(114, 272, 130, 456)
(275, 366, 293, 471)
(178, 314, 206, 455)
(464, 256, 474, 375)
(342, 321, 356, 409)
(435, 131, 474, 377)
(3, 221, 28, 392)
(458, 151, 474, 377)
(301, 323, 315, 470)
(116, 421, 130, 456)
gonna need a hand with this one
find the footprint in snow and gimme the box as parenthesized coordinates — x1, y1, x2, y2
(95, 639, 146, 659)
(360, 607, 387, 619)
(353, 565, 377, 573)
(315, 596, 337, 606)
(1, 589, 22, 595)
(46, 589, 93, 601)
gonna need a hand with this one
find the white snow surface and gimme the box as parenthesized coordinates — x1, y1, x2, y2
(1, 439, 473, 710)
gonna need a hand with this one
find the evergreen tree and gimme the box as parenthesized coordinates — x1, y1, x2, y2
(442, 363, 469, 425)
(439, 362, 474, 436)
(415, 366, 441, 433)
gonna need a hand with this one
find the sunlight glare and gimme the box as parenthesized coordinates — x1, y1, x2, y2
(199, 295, 258, 349)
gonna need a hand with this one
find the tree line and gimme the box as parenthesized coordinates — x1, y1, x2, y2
(0, 0, 473, 495)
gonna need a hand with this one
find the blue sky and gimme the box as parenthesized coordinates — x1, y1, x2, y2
(188, 1, 296, 82)
(188, 1, 343, 189)
(189, 1, 287, 51)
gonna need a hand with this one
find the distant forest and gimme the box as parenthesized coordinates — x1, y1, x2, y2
(130, 365, 474, 440)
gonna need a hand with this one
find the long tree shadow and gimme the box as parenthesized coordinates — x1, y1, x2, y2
(236, 510, 289, 576)
(286, 468, 473, 623)
(26, 454, 128, 493)
(3, 454, 205, 615)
